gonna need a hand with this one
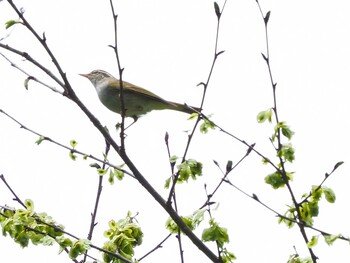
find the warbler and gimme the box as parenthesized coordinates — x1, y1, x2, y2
(80, 70, 200, 121)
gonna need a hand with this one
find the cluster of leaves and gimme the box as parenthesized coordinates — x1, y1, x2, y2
(0, 200, 64, 247)
(90, 162, 125, 185)
(0, 199, 89, 258)
(102, 212, 143, 263)
(287, 254, 312, 263)
(0, 200, 92, 260)
(166, 209, 235, 262)
(165, 158, 203, 188)
(68, 139, 125, 184)
(166, 209, 205, 233)
(258, 109, 295, 188)
(202, 219, 236, 262)
(279, 184, 337, 246)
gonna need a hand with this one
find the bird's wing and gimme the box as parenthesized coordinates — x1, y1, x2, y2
(109, 79, 174, 105)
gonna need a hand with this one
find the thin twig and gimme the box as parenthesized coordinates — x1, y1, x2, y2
(200, 144, 254, 209)
(2, 1, 222, 261)
(0, 109, 134, 178)
(109, 0, 127, 150)
(256, 1, 317, 261)
(167, 0, 228, 205)
(0, 174, 132, 263)
(83, 141, 110, 262)
(137, 233, 172, 261)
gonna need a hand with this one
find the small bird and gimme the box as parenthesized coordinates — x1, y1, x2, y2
(80, 70, 200, 121)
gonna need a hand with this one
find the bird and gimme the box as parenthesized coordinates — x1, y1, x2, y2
(80, 70, 200, 122)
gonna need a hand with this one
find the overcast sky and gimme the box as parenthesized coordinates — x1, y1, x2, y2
(1, 0, 350, 262)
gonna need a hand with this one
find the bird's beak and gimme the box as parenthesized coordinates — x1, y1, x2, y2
(79, 73, 89, 78)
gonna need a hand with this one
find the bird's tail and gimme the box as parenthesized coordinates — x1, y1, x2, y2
(168, 101, 201, 115)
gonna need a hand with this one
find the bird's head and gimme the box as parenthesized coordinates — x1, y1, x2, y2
(79, 69, 115, 87)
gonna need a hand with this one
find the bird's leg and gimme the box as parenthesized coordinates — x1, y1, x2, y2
(124, 115, 138, 130)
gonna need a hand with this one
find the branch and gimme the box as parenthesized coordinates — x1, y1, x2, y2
(83, 141, 110, 262)
(0, 174, 133, 263)
(0, 109, 133, 178)
(256, 1, 317, 261)
(167, 0, 228, 204)
(2, 1, 221, 261)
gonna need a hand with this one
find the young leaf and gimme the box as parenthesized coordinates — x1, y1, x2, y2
(89, 163, 101, 169)
(69, 151, 77, 161)
(323, 234, 340, 245)
(5, 20, 19, 29)
(169, 155, 178, 163)
(70, 140, 77, 148)
(35, 136, 45, 145)
(24, 199, 34, 212)
(97, 168, 108, 176)
(202, 219, 229, 248)
(322, 186, 336, 203)
(257, 109, 272, 123)
(307, 235, 318, 248)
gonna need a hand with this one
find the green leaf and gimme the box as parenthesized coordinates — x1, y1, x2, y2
(275, 121, 294, 140)
(102, 213, 143, 261)
(169, 155, 178, 163)
(164, 177, 171, 189)
(200, 118, 215, 133)
(221, 248, 237, 262)
(40, 236, 55, 246)
(257, 108, 273, 123)
(177, 159, 203, 182)
(300, 202, 313, 226)
(202, 219, 229, 248)
(114, 168, 124, 180)
(89, 163, 101, 169)
(56, 236, 73, 254)
(5, 20, 20, 29)
(311, 185, 323, 201)
(264, 171, 291, 189)
(322, 186, 336, 203)
(35, 136, 45, 145)
(261, 157, 269, 165)
(108, 170, 115, 185)
(188, 112, 198, 120)
(281, 126, 294, 140)
(69, 151, 77, 161)
(323, 233, 340, 245)
(278, 210, 295, 228)
(308, 201, 319, 217)
(97, 168, 108, 176)
(192, 209, 205, 227)
(109, 167, 124, 184)
(70, 140, 77, 148)
(16, 231, 29, 248)
(287, 255, 313, 263)
(307, 235, 318, 248)
(24, 199, 34, 212)
(277, 143, 295, 162)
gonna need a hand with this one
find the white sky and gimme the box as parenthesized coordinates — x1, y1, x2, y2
(1, 0, 350, 262)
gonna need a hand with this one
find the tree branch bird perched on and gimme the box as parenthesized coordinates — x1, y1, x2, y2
(80, 70, 201, 122)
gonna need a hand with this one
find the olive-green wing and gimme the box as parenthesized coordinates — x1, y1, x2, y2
(109, 79, 173, 105)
